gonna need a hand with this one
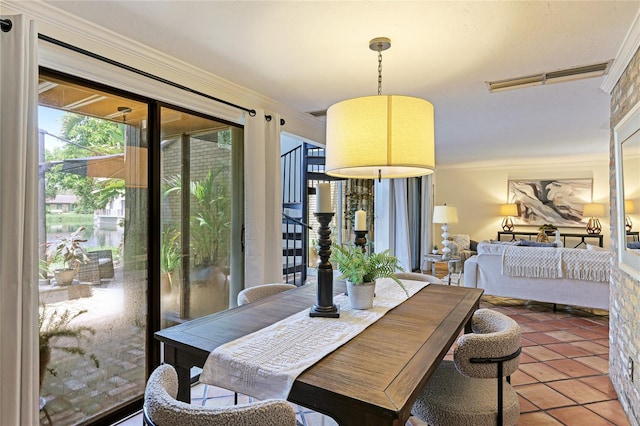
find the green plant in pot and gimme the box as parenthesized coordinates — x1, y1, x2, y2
(330, 244, 407, 309)
(44, 226, 90, 286)
(39, 304, 99, 388)
(161, 225, 182, 291)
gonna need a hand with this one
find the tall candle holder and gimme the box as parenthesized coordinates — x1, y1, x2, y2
(354, 230, 368, 254)
(310, 212, 340, 318)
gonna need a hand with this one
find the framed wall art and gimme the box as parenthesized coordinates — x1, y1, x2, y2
(508, 178, 592, 227)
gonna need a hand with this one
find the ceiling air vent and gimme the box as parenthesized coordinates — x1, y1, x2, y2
(487, 60, 612, 93)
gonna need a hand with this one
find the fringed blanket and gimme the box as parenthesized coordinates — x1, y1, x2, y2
(502, 247, 610, 282)
(562, 249, 610, 282)
(502, 246, 562, 279)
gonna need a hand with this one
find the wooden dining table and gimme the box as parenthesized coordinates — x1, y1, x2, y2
(155, 281, 483, 426)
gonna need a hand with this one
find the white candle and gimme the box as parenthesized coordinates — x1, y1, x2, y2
(354, 210, 367, 231)
(316, 183, 332, 213)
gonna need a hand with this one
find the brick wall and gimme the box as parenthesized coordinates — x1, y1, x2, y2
(609, 46, 640, 426)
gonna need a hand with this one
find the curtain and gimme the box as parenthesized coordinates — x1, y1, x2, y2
(375, 175, 434, 273)
(243, 110, 283, 287)
(0, 14, 39, 425)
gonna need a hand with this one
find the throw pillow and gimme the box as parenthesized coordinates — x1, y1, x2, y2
(452, 234, 471, 251)
(490, 239, 522, 245)
(519, 240, 557, 247)
(627, 242, 640, 249)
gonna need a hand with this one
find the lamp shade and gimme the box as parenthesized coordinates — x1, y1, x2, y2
(433, 205, 458, 224)
(583, 203, 605, 218)
(325, 95, 435, 179)
(625, 199, 636, 214)
(499, 203, 518, 217)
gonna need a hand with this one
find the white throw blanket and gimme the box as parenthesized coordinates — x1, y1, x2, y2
(562, 249, 610, 282)
(502, 247, 610, 282)
(199, 278, 428, 400)
(502, 247, 562, 279)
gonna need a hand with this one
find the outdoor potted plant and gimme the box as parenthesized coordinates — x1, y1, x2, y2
(39, 304, 99, 387)
(44, 226, 90, 286)
(330, 244, 407, 309)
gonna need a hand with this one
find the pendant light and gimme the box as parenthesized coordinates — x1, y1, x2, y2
(325, 37, 435, 181)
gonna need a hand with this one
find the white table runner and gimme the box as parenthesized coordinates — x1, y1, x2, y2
(200, 278, 429, 400)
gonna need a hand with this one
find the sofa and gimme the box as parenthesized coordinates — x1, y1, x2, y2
(463, 241, 610, 310)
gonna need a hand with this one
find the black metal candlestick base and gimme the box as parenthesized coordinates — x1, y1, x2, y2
(354, 230, 368, 253)
(310, 212, 340, 318)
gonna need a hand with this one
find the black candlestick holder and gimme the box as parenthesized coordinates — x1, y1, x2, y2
(309, 212, 340, 318)
(354, 230, 368, 254)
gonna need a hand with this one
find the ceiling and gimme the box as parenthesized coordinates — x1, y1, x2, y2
(39, 1, 640, 166)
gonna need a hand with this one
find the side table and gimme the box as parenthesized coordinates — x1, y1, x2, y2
(423, 254, 461, 285)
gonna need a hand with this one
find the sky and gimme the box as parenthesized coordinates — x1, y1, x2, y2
(38, 106, 65, 149)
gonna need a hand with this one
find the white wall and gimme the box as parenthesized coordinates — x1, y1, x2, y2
(433, 155, 613, 247)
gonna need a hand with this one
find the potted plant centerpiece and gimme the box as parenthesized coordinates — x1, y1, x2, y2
(44, 226, 90, 286)
(330, 244, 407, 309)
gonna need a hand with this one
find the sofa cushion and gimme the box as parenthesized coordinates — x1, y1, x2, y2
(519, 240, 557, 247)
(628, 241, 640, 249)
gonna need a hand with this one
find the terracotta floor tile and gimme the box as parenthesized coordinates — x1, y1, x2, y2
(516, 383, 575, 410)
(520, 336, 538, 347)
(511, 370, 538, 386)
(544, 330, 585, 342)
(547, 378, 611, 404)
(570, 340, 609, 355)
(571, 327, 610, 340)
(565, 317, 607, 328)
(586, 400, 631, 425)
(523, 312, 557, 322)
(545, 359, 601, 378)
(547, 405, 614, 425)
(524, 321, 562, 332)
(517, 411, 564, 425)
(518, 394, 539, 413)
(524, 332, 563, 345)
(519, 353, 538, 364)
(579, 376, 619, 399)
(574, 356, 610, 374)
(519, 362, 569, 382)
(544, 342, 592, 358)
(523, 345, 565, 361)
(542, 319, 574, 330)
(519, 323, 538, 333)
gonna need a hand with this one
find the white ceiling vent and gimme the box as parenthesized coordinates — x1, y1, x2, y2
(487, 61, 612, 93)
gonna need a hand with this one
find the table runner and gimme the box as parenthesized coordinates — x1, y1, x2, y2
(199, 278, 429, 400)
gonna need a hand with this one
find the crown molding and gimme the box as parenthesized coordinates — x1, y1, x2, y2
(601, 7, 640, 94)
(437, 152, 609, 171)
(1, 0, 325, 142)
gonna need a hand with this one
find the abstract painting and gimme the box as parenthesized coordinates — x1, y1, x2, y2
(508, 179, 592, 227)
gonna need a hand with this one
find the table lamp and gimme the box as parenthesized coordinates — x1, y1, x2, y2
(583, 203, 605, 235)
(433, 204, 458, 258)
(499, 203, 518, 232)
(625, 199, 635, 232)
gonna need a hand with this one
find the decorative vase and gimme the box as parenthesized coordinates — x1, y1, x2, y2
(536, 231, 549, 243)
(53, 268, 76, 286)
(347, 280, 376, 309)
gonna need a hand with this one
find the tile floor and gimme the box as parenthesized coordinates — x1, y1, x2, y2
(117, 294, 630, 426)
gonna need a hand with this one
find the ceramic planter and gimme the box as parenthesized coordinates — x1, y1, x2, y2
(54, 268, 76, 286)
(347, 280, 376, 309)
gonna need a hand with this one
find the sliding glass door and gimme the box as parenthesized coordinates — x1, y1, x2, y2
(160, 106, 244, 325)
(37, 70, 244, 425)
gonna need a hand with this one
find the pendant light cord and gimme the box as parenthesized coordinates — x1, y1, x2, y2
(377, 45, 383, 96)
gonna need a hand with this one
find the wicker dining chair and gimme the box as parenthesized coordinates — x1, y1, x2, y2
(144, 364, 297, 426)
